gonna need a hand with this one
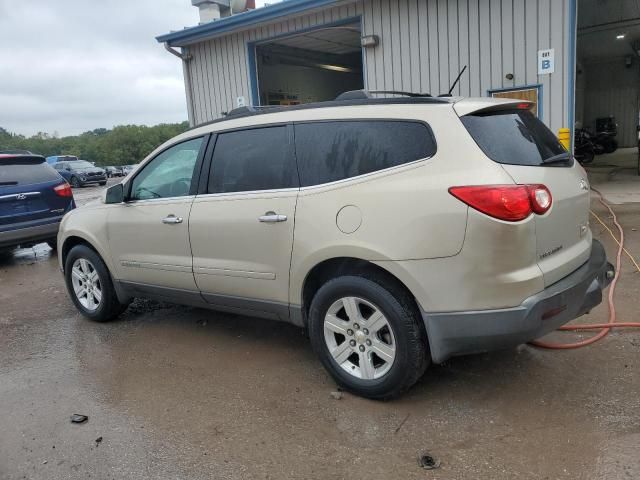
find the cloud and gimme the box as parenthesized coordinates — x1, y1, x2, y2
(0, 0, 199, 136)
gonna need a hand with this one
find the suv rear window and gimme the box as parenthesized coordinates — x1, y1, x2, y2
(294, 120, 436, 187)
(0, 157, 61, 187)
(460, 110, 568, 166)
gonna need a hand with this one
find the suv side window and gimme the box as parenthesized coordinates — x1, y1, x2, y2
(294, 120, 436, 187)
(207, 126, 297, 194)
(130, 137, 204, 201)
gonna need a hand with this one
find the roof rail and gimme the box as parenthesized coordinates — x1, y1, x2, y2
(335, 90, 432, 101)
(225, 105, 283, 117)
(188, 95, 450, 131)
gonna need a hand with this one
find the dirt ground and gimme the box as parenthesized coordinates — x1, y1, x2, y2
(1, 165, 639, 480)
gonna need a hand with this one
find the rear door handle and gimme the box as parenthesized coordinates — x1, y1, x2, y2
(259, 211, 287, 223)
(162, 215, 183, 224)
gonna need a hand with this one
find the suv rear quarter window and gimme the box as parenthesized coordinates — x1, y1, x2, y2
(294, 120, 437, 187)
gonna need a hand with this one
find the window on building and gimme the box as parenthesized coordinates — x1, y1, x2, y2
(294, 121, 436, 187)
(208, 126, 298, 194)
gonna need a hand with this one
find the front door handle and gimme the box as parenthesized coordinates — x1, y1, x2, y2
(162, 215, 183, 224)
(259, 211, 287, 223)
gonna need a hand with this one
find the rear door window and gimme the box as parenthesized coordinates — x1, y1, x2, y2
(460, 109, 568, 166)
(207, 126, 298, 194)
(0, 157, 61, 187)
(294, 120, 436, 187)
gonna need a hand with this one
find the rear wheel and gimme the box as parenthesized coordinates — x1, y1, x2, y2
(99, 181, 107, 186)
(47, 238, 57, 253)
(64, 245, 127, 322)
(308, 275, 429, 399)
(577, 149, 595, 165)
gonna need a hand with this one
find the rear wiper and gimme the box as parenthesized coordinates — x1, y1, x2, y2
(542, 152, 572, 165)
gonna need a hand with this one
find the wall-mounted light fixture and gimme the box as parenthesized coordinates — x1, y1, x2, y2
(617, 34, 626, 40)
(505, 73, 514, 80)
(361, 35, 379, 48)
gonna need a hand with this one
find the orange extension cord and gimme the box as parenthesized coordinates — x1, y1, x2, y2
(529, 187, 640, 350)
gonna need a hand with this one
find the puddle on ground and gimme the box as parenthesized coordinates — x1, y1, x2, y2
(1, 242, 53, 266)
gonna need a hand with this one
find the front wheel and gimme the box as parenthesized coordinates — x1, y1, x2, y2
(64, 245, 127, 322)
(70, 176, 80, 188)
(99, 181, 107, 186)
(308, 275, 429, 399)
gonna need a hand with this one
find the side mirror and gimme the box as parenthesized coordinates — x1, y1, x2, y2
(104, 183, 124, 204)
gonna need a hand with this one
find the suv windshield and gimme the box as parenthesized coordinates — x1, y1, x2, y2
(461, 109, 569, 167)
(68, 160, 95, 170)
(0, 157, 61, 186)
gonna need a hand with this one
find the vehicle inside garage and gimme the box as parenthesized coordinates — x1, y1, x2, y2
(576, 0, 640, 157)
(254, 22, 364, 106)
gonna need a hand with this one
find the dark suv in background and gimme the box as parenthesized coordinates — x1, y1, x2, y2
(53, 160, 107, 187)
(0, 154, 75, 252)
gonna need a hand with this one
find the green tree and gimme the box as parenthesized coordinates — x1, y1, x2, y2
(0, 121, 190, 166)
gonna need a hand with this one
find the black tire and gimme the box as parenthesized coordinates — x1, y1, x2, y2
(47, 238, 57, 252)
(70, 176, 80, 188)
(64, 244, 127, 322)
(577, 149, 595, 165)
(308, 275, 429, 400)
(603, 138, 618, 154)
(99, 181, 107, 186)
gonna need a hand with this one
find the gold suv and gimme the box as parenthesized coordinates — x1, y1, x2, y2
(58, 93, 614, 398)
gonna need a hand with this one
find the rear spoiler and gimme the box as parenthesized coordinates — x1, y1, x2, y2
(453, 98, 534, 117)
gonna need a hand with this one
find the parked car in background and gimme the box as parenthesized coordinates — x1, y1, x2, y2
(0, 154, 75, 252)
(105, 166, 124, 178)
(53, 160, 107, 187)
(58, 94, 614, 399)
(121, 164, 138, 176)
(46, 155, 78, 165)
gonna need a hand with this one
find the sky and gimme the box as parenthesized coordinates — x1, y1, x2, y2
(0, 0, 272, 137)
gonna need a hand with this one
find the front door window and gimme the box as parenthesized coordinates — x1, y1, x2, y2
(130, 137, 204, 200)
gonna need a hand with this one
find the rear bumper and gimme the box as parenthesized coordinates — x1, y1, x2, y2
(423, 240, 614, 363)
(0, 217, 62, 248)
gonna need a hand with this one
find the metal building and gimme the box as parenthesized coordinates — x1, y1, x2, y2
(157, 0, 640, 146)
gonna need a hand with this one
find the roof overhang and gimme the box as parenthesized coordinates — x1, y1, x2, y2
(156, 0, 345, 47)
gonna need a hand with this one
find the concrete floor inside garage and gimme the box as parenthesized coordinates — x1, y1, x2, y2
(0, 170, 639, 480)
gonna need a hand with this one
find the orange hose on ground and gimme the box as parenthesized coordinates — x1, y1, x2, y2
(529, 187, 640, 350)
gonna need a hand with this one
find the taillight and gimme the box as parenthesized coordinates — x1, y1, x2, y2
(528, 184, 552, 214)
(53, 182, 73, 198)
(448, 184, 552, 222)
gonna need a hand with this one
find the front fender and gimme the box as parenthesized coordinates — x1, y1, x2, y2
(58, 206, 114, 275)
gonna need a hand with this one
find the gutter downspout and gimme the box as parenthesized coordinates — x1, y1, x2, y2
(164, 43, 196, 127)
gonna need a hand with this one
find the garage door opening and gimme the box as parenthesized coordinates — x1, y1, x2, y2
(576, 0, 640, 152)
(254, 23, 364, 106)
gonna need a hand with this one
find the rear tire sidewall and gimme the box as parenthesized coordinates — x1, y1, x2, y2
(579, 149, 595, 164)
(308, 276, 427, 399)
(64, 245, 123, 322)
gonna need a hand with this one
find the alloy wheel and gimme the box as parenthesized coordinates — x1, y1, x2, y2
(71, 258, 102, 312)
(323, 296, 396, 380)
